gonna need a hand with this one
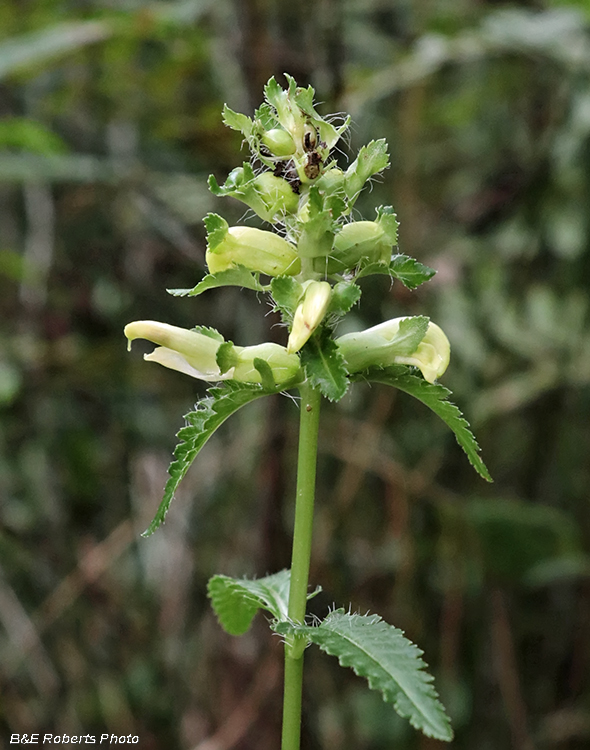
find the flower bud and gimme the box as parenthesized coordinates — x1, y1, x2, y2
(253, 172, 299, 216)
(125, 321, 225, 381)
(206, 220, 300, 277)
(329, 220, 390, 272)
(287, 281, 332, 353)
(209, 167, 298, 223)
(336, 317, 450, 383)
(262, 128, 297, 157)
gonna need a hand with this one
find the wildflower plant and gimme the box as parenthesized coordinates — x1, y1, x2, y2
(125, 76, 492, 748)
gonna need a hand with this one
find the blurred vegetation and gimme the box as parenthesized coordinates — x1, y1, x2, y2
(1, 1, 590, 748)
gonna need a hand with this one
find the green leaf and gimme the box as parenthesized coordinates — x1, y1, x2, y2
(253, 357, 277, 391)
(390, 316, 430, 356)
(222, 104, 254, 139)
(327, 281, 362, 317)
(208, 570, 292, 635)
(142, 382, 268, 536)
(389, 255, 436, 289)
(168, 266, 267, 297)
(276, 610, 453, 741)
(203, 212, 229, 250)
(191, 325, 224, 342)
(301, 328, 349, 402)
(264, 76, 287, 117)
(357, 254, 436, 290)
(208, 569, 322, 636)
(375, 205, 399, 245)
(297, 186, 335, 258)
(216, 341, 237, 375)
(345, 140, 390, 202)
(358, 366, 492, 481)
(254, 102, 279, 130)
(270, 276, 303, 318)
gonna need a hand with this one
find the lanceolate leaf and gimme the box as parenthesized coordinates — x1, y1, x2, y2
(276, 611, 453, 742)
(168, 266, 267, 297)
(142, 382, 268, 536)
(208, 570, 292, 635)
(358, 366, 492, 481)
(301, 328, 349, 402)
(222, 104, 255, 139)
(357, 254, 436, 290)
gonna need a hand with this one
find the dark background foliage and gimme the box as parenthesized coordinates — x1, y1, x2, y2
(1, 1, 590, 748)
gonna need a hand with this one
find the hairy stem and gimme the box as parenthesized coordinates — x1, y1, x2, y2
(281, 380, 322, 750)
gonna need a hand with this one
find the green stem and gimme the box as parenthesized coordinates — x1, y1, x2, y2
(281, 379, 322, 750)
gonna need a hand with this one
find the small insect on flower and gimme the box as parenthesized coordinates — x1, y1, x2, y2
(304, 151, 323, 180)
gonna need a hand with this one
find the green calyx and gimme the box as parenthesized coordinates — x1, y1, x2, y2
(217, 341, 302, 388)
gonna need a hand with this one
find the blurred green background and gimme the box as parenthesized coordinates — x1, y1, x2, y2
(1, 1, 590, 748)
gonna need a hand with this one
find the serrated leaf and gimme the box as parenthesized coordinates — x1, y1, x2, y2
(270, 275, 303, 319)
(222, 104, 254, 139)
(391, 316, 430, 356)
(191, 325, 224, 342)
(357, 254, 436, 290)
(254, 102, 279, 130)
(203, 212, 228, 250)
(208, 570, 292, 635)
(264, 76, 286, 114)
(208, 164, 255, 198)
(301, 328, 349, 401)
(375, 206, 399, 245)
(168, 266, 267, 297)
(142, 382, 268, 536)
(358, 366, 492, 481)
(328, 281, 362, 317)
(276, 611, 453, 742)
(389, 255, 436, 289)
(345, 140, 390, 202)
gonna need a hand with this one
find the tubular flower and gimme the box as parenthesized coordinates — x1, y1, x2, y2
(125, 321, 302, 387)
(205, 214, 300, 277)
(336, 318, 451, 383)
(287, 281, 332, 354)
(125, 321, 226, 381)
